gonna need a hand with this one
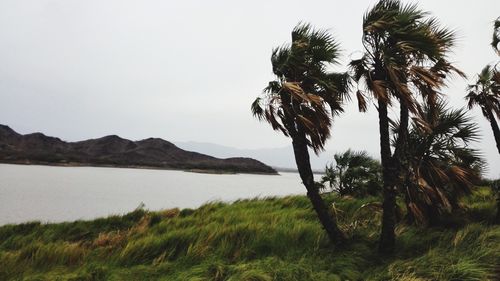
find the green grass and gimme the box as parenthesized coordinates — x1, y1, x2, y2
(0, 187, 499, 280)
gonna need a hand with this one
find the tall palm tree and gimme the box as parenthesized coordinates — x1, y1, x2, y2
(492, 17, 500, 224)
(401, 101, 483, 225)
(350, 0, 462, 253)
(251, 23, 349, 244)
(466, 65, 500, 154)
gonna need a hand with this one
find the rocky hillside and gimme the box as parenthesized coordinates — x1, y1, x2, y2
(0, 125, 277, 174)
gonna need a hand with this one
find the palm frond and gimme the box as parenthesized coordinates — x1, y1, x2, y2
(354, 0, 462, 120)
(492, 17, 500, 54)
(252, 22, 347, 153)
(465, 64, 500, 121)
(401, 101, 484, 224)
(251, 97, 264, 120)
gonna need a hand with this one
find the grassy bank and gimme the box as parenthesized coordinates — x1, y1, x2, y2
(0, 187, 499, 281)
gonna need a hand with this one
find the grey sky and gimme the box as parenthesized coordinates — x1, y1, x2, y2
(0, 0, 499, 177)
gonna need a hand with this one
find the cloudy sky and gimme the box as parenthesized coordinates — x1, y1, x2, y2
(0, 0, 499, 177)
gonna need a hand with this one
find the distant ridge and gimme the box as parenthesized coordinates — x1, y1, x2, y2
(175, 141, 334, 173)
(0, 125, 277, 174)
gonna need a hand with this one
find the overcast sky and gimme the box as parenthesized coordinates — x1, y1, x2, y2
(0, 0, 499, 177)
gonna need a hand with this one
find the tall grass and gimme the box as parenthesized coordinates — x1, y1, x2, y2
(0, 187, 498, 280)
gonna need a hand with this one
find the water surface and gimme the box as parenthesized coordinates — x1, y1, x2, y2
(0, 164, 307, 225)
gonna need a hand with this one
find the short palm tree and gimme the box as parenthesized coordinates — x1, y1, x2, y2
(466, 65, 500, 154)
(251, 23, 349, 243)
(321, 150, 382, 197)
(350, 0, 463, 253)
(402, 101, 483, 225)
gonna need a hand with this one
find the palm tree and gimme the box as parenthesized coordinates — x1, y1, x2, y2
(401, 101, 483, 225)
(321, 150, 382, 197)
(466, 65, 500, 154)
(251, 23, 349, 244)
(350, 0, 462, 253)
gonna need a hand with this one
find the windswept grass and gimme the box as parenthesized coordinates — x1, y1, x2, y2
(0, 187, 499, 280)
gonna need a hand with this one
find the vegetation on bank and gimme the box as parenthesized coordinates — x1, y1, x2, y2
(252, 0, 499, 254)
(1, 186, 499, 281)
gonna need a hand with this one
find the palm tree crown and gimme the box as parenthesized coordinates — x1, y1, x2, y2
(252, 23, 349, 153)
(466, 64, 500, 154)
(493, 17, 500, 54)
(404, 102, 484, 224)
(466, 65, 500, 121)
(351, 0, 463, 112)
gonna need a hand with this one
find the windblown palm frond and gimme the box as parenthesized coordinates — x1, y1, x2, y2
(252, 23, 349, 153)
(351, 0, 463, 114)
(402, 101, 484, 225)
(493, 17, 500, 54)
(466, 65, 500, 120)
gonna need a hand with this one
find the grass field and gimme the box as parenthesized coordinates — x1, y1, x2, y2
(0, 187, 499, 281)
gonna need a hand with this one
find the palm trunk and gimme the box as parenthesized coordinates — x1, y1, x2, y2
(403, 184, 416, 224)
(378, 100, 397, 254)
(291, 132, 345, 244)
(487, 110, 500, 154)
(425, 203, 441, 226)
(396, 104, 415, 224)
(496, 191, 500, 224)
(338, 171, 344, 196)
(486, 110, 500, 224)
(394, 103, 409, 161)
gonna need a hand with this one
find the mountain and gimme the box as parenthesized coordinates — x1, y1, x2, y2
(175, 141, 335, 172)
(0, 125, 277, 174)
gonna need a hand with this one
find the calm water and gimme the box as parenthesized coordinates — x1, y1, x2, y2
(0, 164, 307, 225)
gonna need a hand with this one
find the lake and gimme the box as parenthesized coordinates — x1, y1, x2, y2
(0, 164, 309, 225)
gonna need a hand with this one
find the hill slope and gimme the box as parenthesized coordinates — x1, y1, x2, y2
(0, 187, 498, 280)
(0, 125, 277, 174)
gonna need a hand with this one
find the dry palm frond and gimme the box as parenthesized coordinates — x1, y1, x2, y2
(401, 101, 483, 224)
(466, 65, 500, 122)
(356, 90, 368, 112)
(252, 23, 348, 153)
(352, 0, 463, 124)
(492, 17, 500, 54)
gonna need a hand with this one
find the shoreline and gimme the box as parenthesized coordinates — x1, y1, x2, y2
(0, 161, 280, 175)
